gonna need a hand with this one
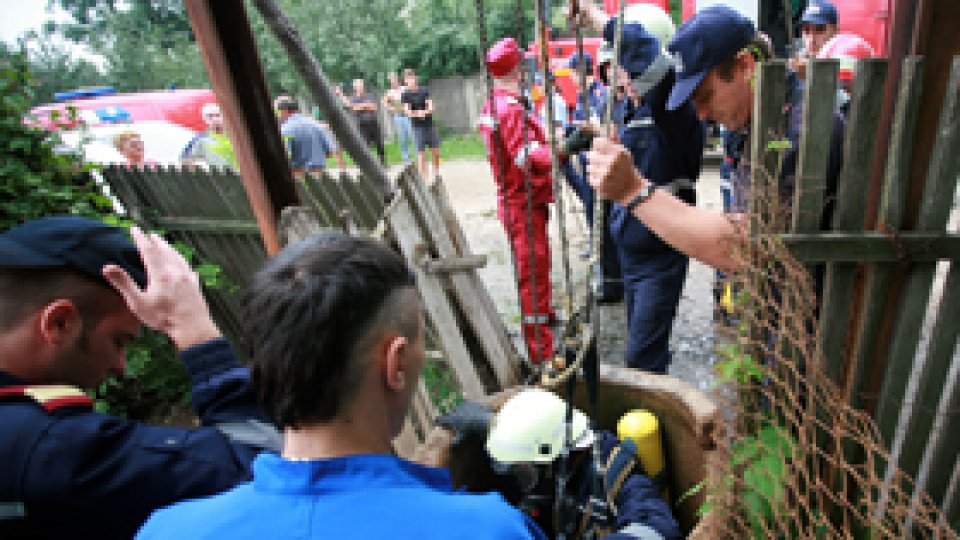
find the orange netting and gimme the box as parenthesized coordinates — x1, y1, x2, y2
(696, 177, 957, 539)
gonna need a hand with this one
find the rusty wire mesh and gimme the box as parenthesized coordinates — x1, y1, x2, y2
(696, 176, 958, 539)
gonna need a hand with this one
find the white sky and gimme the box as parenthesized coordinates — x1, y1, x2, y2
(0, 1, 70, 45)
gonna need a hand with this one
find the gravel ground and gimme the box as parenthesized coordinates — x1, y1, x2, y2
(429, 159, 722, 394)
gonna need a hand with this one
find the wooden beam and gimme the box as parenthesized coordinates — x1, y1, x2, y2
(780, 232, 960, 263)
(875, 57, 960, 450)
(418, 254, 488, 274)
(792, 59, 839, 234)
(154, 216, 260, 234)
(818, 59, 887, 384)
(848, 58, 925, 415)
(184, 0, 299, 256)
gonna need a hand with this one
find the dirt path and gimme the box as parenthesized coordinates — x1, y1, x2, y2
(417, 159, 720, 392)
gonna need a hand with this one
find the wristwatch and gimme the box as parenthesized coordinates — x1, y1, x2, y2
(625, 183, 657, 212)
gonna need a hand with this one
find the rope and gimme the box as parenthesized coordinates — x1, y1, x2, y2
(534, 0, 575, 323)
(512, 0, 549, 366)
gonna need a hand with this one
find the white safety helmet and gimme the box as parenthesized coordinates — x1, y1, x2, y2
(597, 43, 615, 66)
(486, 388, 593, 464)
(623, 3, 676, 49)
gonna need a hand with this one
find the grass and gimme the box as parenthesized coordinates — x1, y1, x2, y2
(327, 131, 486, 168)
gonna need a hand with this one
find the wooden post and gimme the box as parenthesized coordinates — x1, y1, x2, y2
(874, 57, 960, 450)
(817, 59, 887, 384)
(184, 0, 299, 256)
(847, 58, 924, 413)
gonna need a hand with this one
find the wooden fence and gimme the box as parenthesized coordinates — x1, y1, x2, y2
(100, 163, 521, 453)
(752, 56, 960, 520)
(101, 166, 388, 350)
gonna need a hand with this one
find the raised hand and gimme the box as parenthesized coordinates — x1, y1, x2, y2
(586, 136, 645, 204)
(103, 227, 221, 351)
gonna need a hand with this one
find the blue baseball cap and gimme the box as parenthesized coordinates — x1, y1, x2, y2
(665, 6, 755, 111)
(0, 216, 147, 289)
(603, 19, 672, 99)
(800, 2, 838, 26)
(567, 51, 594, 72)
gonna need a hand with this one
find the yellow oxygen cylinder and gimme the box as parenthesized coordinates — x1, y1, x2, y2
(617, 409, 667, 499)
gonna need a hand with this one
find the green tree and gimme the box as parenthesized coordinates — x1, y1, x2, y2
(0, 45, 109, 229)
(49, 0, 207, 91)
(15, 32, 103, 104)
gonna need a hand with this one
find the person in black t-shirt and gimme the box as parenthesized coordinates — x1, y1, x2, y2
(347, 78, 386, 164)
(401, 68, 441, 180)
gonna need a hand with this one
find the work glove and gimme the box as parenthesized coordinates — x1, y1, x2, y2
(436, 401, 494, 445)
(561, 125, 597, 156)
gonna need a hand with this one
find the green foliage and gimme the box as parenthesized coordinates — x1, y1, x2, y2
(0, 48, 109, 230)
(422, 360, 463, 415)
(731, 423, 797, 535)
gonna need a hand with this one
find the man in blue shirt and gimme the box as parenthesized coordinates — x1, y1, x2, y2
(137, 234, 545, 539)
(275, 95, 338, 174)
(0, 216, 279, 540)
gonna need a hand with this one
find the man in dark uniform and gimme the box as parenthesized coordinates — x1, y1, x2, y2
(583, 6, 845, 275)
(578, 2, 705, 373)
(563, 49, 624, 304)
(0, 216, 278, 540)
(478, 37, 556, 364)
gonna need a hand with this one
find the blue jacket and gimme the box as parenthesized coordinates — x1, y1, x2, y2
(137, 452, 547, 539)
(0, 339, 275, 540)
(611, 71, 705, 267)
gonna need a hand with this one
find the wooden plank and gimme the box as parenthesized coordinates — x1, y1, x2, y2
(420, 255, 488, 273)
(392, 417, 419, 459)
(780, 232, 960, 262)
(298, 175, 339, 226)
(341, 177, 380, 229)
(428, 179, 521, 374)
(402, 171, 520, 389)
(154, 216, 261, 234)
(847, 58, 925, 413)
(749, 60, 787, 234)
(897, 262, 959, 483)
(817, 59, 888, 384)
(385, 195, 485, 399)
(792, 59, 839, 233)
(876, 57, 960, 449)
(184, 0, 300, 256)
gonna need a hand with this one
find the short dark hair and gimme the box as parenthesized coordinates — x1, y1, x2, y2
(245, 234, 418, 429)
(275, 96, 299, 112)
(714, 34, 774, 82)
(0, 267, 122, 333)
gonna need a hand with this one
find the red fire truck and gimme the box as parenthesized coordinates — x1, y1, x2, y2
(528, 0, 891, 112)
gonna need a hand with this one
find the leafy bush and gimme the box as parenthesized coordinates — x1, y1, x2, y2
(0, 48, 110, 229)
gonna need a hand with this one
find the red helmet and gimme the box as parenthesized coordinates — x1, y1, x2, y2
(817, 33, 876, 82)
(486, 38, 522, 78)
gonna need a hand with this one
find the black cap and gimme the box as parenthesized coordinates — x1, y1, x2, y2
(0, 216, 147, 289)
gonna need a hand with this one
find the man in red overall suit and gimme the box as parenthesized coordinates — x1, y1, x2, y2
(478, 37, 555, 364)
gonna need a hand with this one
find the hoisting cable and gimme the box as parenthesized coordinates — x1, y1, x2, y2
(554, 1, 629, 538)
(512, 0, 547, 367)
(533, 0, 575, 330)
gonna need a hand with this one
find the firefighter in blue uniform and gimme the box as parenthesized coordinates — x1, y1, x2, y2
(0, 217, 279, 540)
(579, 2, 705, 373)
(564, 50, 623, 303)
